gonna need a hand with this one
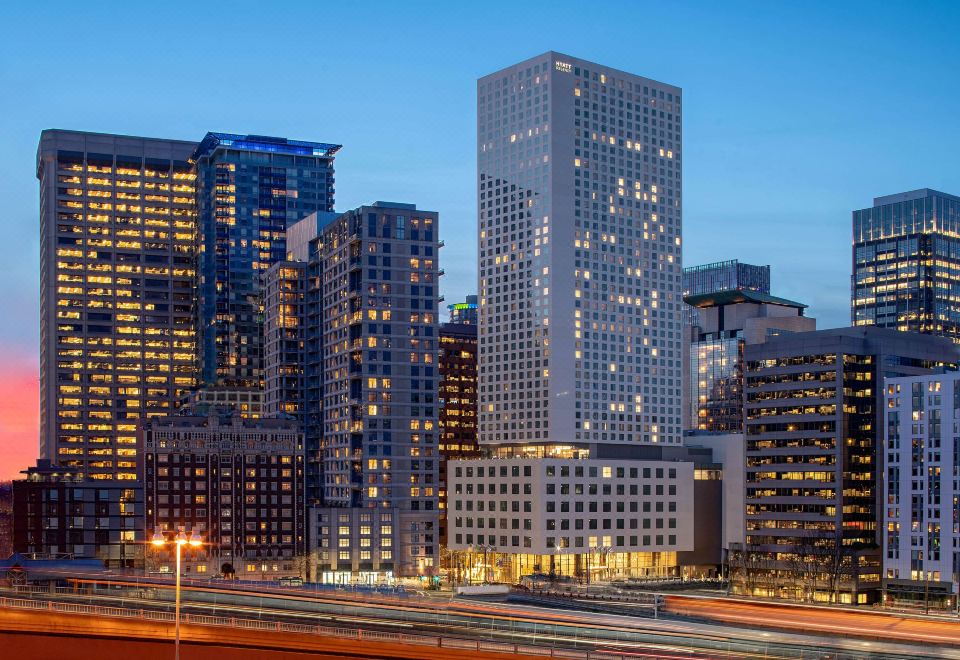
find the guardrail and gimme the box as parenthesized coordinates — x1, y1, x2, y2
(0, 589, 919, 660)
(524, 589, 664, 606)
(0, 595, 622, 659)
(509, 593, 661, 619)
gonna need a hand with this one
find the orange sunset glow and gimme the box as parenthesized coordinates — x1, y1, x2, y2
(0, 353, 39, 481)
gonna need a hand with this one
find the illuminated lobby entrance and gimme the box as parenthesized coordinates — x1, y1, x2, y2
(449, 549, 678, 585)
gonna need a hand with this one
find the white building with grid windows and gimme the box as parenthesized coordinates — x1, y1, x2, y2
(448, 457, 693, 583)
(477, 51, 682, 448)
(884, 372, 960, 608)
(448, 52, 690, 583)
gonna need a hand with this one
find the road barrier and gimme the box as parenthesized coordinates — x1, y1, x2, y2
(0, 590, 924, 660)
(0, 595, 636, 659)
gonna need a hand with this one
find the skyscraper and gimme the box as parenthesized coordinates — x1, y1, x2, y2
(313, 202, 440, 581)
(37, 130, 198, 480)
(192, 133, 341, 388)
(852, 189, 960, 342)
(447, 52, 692, 584)
(264, 202, 441, 582)
(477, 52, 683, 448)
(681, 259, 770, 340)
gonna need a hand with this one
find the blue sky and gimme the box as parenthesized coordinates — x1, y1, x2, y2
(1, 1, 958, 355)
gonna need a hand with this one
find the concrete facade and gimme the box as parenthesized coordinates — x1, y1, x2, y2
(447, 457, 693, 582)
(683, 432, 746, 560)
(452, 52, 690, 581)
(883, 372, 960, 608)
(477, 52, 683, 448)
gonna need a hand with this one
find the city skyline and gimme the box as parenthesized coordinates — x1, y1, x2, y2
(2, 1, 960, 480)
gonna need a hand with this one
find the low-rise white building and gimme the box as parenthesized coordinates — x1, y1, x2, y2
(447, 456, 694, 583)
(884, 372, 960, 609)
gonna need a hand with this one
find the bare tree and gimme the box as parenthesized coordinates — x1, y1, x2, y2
(822, 540, 873, 603)
(728, 543, 770, 596)
(292, 554, 310, 581)
(783, 539, 819, 602)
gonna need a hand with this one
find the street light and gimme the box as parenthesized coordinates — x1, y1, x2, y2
(152, 526, 202, 660)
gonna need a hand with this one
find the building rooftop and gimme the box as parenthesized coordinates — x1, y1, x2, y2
(871, 188, 960, 206)
(746, 325, 960, 360)
(682, 259, 766, 275)
(684, 289, 806, 309)
(191, 132, 341, 162)
(480, 51, 681, 94)
(371, 201, 417, 210)
(440, 322, 478, 337)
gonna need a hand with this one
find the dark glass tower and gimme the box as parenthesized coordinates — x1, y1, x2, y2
(682, 259, 770, 297)
(852, 189, 960, 342)
(192, 133, 341, 387)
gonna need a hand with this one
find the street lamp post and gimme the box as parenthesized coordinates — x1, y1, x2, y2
(152, 526, 202, 660)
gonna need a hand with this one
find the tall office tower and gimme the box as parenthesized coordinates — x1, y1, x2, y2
(142, 413, 304, 580)
(477, 51, 683, 448)
(447, 53, 691, 584)
(37, 130, 198, 480)
(684, 289, 814, 432)
(883, 372, 960, 610)
(437, 321, 479, 545)
(192, 133, 341, 388)
(264, 261, 306, 418)
(852, 189, 960, 341)
(682, 259, 770, 297)
(736, 327, 957, 605)
(447, 295, 479, 324)
(271, 203, 440, 583)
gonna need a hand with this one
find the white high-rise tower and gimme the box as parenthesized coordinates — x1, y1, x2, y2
(446, 54, 693, 584)
(478, 52, 683, 450)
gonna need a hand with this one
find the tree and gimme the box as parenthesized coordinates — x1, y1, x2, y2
(728, 543, 770, 596)
(784, 539, 823, 602)
(292, 554, 311, 581)
(822, 539, 874, 604)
